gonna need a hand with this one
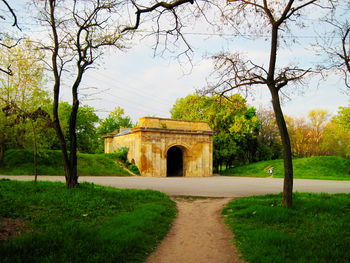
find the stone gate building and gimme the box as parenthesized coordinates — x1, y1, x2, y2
(103, 117, 213, 177)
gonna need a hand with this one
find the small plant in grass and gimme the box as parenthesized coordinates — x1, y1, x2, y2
(105, 147, 140, 175)
(222, 192, 350, 263)
(0, 180, 176, 262)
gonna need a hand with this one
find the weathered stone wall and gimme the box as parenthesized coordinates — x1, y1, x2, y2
(109, 132, 141, 167)
(104, 117, 213, 177)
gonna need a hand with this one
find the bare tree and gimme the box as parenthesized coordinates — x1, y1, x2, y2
(317, 1, 350, 93)
(201, 0, 333, 207)
(36, 0, 195, 188)
(0, 0, 21, 75)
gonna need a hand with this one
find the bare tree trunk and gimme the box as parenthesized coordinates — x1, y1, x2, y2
(267, 24, 293, 208)
(0, 143, 5, 165)
(29, 119, 38, 183)
(269, 87, 293, 207)
(49, 0, 77, 188)
(67, 74, 81, 188)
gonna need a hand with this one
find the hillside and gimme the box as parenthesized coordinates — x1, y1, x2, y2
(222, 156, 350, 180)
(0, 149, 135, 176)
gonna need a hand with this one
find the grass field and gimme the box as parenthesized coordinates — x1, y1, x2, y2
(222, 192, 350, 263)
(222, 156, 350, 180)
(0, 149, 135, 176)
(0, 179, 176, 263)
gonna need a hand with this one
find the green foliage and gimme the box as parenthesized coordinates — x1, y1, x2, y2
(170, 93, 211, 121)
(222, 193, 350, 263)
(127, 163, 141, 175)
(57, 102, 101, 154)
(322, 104, 350, 159)
(104, 147, 140, 175)
(0, 149, 131, 176)
(114, 147, 129, 162)
(222, 156, 350, 180)
(170, 93, 261, 171)
(336, 104, 350, 130)
(0, 38, 50, 153)
(0, 180, 177, 263)
(97, 106, 132, 135)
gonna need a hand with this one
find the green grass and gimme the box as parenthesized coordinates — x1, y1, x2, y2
(0, 179, 176, 263)
(0, 149, 132, 176)
(222, 156, 350, 180)
(222, 192, 350, 263)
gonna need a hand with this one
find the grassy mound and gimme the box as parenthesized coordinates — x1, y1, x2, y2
(0, 179, 176, 263)
(222, 156, 350, 180)
(0, 149, 132, 176)
(222, 193, 350, 263)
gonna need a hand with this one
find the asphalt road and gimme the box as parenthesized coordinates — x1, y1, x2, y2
(1, 175, 350, 197)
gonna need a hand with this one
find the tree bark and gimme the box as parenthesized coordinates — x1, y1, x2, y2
(267, 24, 293, 207)
(269, 86, 293, 207)
(49, 0, 77, 188)
(29, 120, 38, 183)
(0, 143, 5, 165)
(66, 68, 83, 188)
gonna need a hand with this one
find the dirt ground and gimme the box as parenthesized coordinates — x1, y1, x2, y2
(0, 217, 27, 241)
(145, 197, 246, 263)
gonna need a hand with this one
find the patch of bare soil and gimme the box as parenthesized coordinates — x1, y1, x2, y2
(0, 217, 27, 241)
(145, 197, 246, 263)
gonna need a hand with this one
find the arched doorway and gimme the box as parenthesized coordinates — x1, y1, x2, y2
(167, 146, 183, 177)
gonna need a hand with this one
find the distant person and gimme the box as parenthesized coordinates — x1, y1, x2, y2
(268, 167, 274, 177)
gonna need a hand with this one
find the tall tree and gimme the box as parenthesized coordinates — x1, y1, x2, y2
(317, 1, 350, 93)
(171, 93, 260, 171)
(201, 0, 333, 207)
(97, 106, 132, 136)
(322, 104, 350, 158)
(58, 102, 100, 154)
(285, 109, 330, 158)
(0, 0, 21, 75)
(307, 109, 330, 156)
(35, 0, 196, 188)
(0, 38, 48, 163)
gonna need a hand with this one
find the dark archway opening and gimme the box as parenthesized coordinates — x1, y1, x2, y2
(167, 146, 183, 177)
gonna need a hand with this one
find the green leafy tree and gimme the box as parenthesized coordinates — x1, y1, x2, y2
(170, 94, 212, 121)
(322, 104, 350, 158)
(0, 38, 49, 163)
(97, 107, 132, 136)
(56, 102, 100, 154)
(171, 93, 261, 172)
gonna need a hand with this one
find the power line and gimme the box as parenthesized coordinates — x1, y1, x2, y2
(81, 71, 175, 108)
(94, 71, 175, 106)
(3, 20, 345, 40)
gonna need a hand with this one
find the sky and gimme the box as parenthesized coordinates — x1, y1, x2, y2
(5, 1, 350, 123)
(78, 31, 349, 122)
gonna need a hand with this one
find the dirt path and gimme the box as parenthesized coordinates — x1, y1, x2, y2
(145, 197, 245, 263)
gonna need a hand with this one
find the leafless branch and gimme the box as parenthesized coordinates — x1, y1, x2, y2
(316, 3, 350, 92)
(0, 0, 22, 75)
(121, 0, 194, 33)
(1, 0, 20, 30)
(0, 64, 12, 75)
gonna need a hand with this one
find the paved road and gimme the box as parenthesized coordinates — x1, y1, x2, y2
(1, 175, 349, 197)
